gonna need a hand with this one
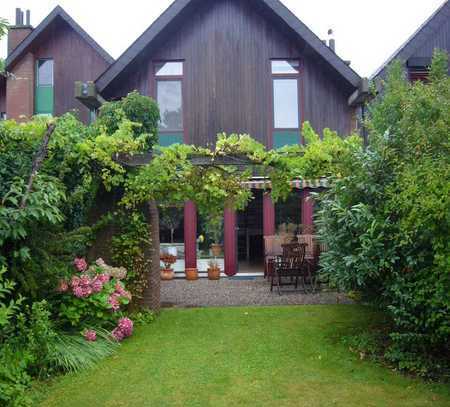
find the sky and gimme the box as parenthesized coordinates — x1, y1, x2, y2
(0, 0, 446, 77)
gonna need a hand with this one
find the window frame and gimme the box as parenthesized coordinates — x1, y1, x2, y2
(36, 58, 54, 87)
(152, 60, 186, 145)
(269, 59, 304, 148)
(35, 58, 54, 116)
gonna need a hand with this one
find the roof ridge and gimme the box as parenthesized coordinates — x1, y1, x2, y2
(5, 5, 114, 69)
(96, 0, 361, 93)
(371, 0, 450, 79)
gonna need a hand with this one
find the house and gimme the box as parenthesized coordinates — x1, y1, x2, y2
(0, 6, 113, 122)
(2, 0, 367, 276)
(372, 0, 450, 83)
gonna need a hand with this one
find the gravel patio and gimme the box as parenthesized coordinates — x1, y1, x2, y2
(161, 277, 351, 308)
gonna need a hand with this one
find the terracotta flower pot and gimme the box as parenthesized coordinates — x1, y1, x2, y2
(207, 267, 221, 281)
(161, 268, 175, 281)
(185, 268, 199, 281)
(211, 244, 222, 257)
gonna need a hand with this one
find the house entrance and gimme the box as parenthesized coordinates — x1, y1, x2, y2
(237, 190, 264, 274)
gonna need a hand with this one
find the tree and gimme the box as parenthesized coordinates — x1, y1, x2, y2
(0, 17, 8, 72)
(317, 51, 450, 378)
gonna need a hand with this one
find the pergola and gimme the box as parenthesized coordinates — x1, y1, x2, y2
(115, 152, 324, 313)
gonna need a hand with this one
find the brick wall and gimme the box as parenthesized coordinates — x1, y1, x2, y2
(8, 27, 33, 55)
(6, 52, 35, 121)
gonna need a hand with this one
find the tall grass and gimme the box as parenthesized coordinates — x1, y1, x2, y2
(50, 329, 119, 373)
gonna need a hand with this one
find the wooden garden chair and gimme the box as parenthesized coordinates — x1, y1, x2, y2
(270, 243, 308, 295)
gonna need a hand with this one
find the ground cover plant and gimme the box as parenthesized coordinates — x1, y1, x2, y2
(33, 306, 450, 407)
(317, 51, 450, 378)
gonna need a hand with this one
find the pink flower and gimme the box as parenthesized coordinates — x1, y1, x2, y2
(73, 286, 85, 298)
(118, 317, 134, 337)
(80, 274, 91, 286)
(71, 276, 81, 287)
(84, 330, 97, 342)
(111, 327, 125, 342)
(108, 293, 120, 311)
(73, 258, 88, 272)
(91, 278, 104, 293)
(57, 280, 69, 293)
(98, 274, 110, 284)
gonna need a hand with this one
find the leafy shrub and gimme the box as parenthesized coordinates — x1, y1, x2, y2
(58, 258, 132, 328)
(111, 211, 151, 303)
(97, 90, 160, 148)
(317, 51, 450, 378)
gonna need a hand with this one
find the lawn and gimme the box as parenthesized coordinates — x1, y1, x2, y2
(35, 305, 450, 407)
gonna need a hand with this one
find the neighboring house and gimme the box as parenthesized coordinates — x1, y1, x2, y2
(2, 0, 367, 276)
(372, 0, 450, 83)
(1, 6, 113, 123)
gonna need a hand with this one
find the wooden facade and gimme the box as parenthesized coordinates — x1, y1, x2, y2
(101, 0, 359, 146)
(29, 18, 111, 123)
(3, 7, 113, 123)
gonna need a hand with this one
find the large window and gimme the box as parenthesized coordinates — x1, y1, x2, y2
(155, 61, 184, 146)
(35, 59, 54, 116)
(271, 60, 301, 149)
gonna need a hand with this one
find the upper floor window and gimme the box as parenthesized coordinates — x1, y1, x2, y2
(155, 62, 184, 146)
(35, 59, 54, 116)
(271, 60, 301, 149)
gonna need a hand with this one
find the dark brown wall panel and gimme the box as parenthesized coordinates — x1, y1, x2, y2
(0, 79, 6, 113)
(108, 0, 354, 146)
(32, 18, 110, 123)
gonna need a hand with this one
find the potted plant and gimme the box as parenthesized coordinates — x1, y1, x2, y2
(160, 206, 183, 245)
(204, 215, 223, 257)
(160, 252, 177, 280)
(207, 260, 221, 280)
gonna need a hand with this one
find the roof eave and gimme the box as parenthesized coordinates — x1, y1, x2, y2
(5, 5, 114, 70)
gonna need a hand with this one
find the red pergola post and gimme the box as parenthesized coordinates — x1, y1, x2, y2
(224, 207, 237, 276)
(263, 192, 276, 236)
(301, 189, 315, 233)
(184, 201, 197, 270)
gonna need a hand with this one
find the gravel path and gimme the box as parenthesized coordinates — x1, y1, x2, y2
(161, 277, 351, 308)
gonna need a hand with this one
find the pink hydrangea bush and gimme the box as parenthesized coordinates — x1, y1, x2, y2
(111, 318, 134, 342)
(58, 258, 134, 338)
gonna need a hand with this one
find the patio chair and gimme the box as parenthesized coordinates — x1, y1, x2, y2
(270, 243, 308, 295)
(264, 235, 283, 279)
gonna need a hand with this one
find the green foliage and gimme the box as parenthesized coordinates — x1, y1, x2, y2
(203, 214, 223, 244)
(0, 299, 57, 407)
(317, 51, 450, 378)
(111, 211, 151, 302)
(0, 17, 7, 73)
(49, 329, 119, 373)
(97, 91, 160, 149)
(0, 267, 23, 329)
(124, 129, 358, 218)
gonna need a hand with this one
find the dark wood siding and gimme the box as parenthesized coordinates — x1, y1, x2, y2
(105, 0, 354, 146)
(0, 78, 5, 113)
(413, 12, 450, 59)
(31, 18, 110, 123)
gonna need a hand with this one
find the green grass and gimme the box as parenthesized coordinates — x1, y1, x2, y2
(34, 305, 450, 407)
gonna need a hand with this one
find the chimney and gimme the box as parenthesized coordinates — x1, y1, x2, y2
(327, 29, 335, 52)
(7, 8, 33, 56)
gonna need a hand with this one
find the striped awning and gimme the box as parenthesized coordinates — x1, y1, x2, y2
(242, 178, 329, 190)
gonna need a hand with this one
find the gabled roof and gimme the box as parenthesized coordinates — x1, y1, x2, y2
(371, 0, 450, 80)
(5, 5, 114, 70)
(96, 0, 361, 93)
